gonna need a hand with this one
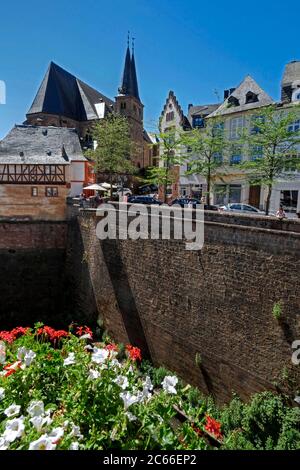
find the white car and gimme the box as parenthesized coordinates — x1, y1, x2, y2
(219, 203, 266, 215)
(115, 187, 132, 196)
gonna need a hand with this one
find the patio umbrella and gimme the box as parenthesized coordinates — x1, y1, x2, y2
(101, 182, 117, 189)
(83, 184, 106, 191)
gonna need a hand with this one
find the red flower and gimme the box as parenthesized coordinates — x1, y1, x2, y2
(126, 345, 142, 362)
(76, 326, 93, 339)
(204, 415, 223, 440)
(105, 343, 118, 352)
(10, 327, 30, 338)
(3, 361, 22, 377)
(0, 331, 16, 343)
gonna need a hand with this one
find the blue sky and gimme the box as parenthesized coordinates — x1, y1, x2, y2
(0, 0, 298, 138)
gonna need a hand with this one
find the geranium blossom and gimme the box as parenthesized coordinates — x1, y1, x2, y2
(162, 376, 178, 394)
(204, 415, 223, 440)
(76, 326, 93, 340)
(4, 404, 21, 418)
(126, 345, 142, 361)
(29, 435, 56, 450)
(63, 352, 76, 366)
(3, 417, 25, 442)
(91, 347, 109, 364)
(2, 361, 22, 377)
(114, 375, 129, 390)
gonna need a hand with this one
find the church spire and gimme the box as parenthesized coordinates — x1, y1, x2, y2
(118, 34, 140, 101)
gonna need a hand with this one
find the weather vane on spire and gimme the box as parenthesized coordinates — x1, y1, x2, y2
(127, 31, 130, 47)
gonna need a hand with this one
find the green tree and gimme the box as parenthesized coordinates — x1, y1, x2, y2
(146, 128, 184, 202)
(86, 113, 135, 198)
(241, 104, 300, 215)
(181, 118, 228, 206)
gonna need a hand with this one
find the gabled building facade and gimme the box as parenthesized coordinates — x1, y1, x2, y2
(159, 61, 300, 215)
(0, 125, 86, 220)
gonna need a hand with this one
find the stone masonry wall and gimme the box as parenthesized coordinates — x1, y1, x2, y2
(73, 210, 300, 402)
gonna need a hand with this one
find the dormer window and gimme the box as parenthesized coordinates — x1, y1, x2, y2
(228, 96, 240, 107)
(292, 89, 300, 102)
(193, 116, 205, 128)
(246, 91, 258, 104)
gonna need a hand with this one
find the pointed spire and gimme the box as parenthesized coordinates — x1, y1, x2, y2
(118, 34, 140, 101)
(130, 39, 140, 101)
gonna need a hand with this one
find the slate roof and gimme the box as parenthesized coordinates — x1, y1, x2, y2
(26, 62, 114, 121)
(282, 61, 300, 86)
(0, 125, 85, 164)
(208, 75, 273, 117)
(188, 104, 220, 125)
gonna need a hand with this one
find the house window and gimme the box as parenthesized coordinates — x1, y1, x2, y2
(229, 185, 242, 203)
(120, 102, 126, 110)
(213, 152, 223, 163)
(212, 122, 224, 137)
(45, 187, 58, 197)
(228, 96, 240, 107)
(250, 115, 264, 134)
(31, 187, 38, 197)
(288, 120, 300, 132)
(246, 91, 258, 104)
(166, 111, 174, 122)
(230, 116, 244, 139)
(193, 116, 205, 128)
(230, 145, 242, 164)
(250, 145, 263, 161)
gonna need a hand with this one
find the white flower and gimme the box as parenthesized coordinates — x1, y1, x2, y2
(70, 441, 79, 450)
(63, 352, 76, 366)
(120, 391, 140, 410)
(17, 346, 28, 361)
(91, 347, 109, 364)
(162, 375, 178, 395)
(24, 350, 36, 367)
(48, 427, 64, 443)
(0, 387, 5, 401)
(84, 344, 94, 351)
(141, 376, 153, 400)
(0, 341, 6, 364)
(88, 369, 100, 380)
(0, 437, 9, 450)
(30, 415, 52, 432)
(110, 359, 121, 369)
(69, 424, 83, 440)
(27, 400, 44, 417)
(294, 396, 300, 405)
(3, 417, 25, 442)
(29, 434, 56, 450)
(79, 333, 92, 340)
(4, 404, 21, 418)
(125, 411, 137, 422)
(63, 420, 69, 429)
(113, 375, 129, 390)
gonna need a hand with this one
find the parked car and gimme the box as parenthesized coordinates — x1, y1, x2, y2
(113, 187, 132, 196)
(127, 195, 162, 205)
(170, 198, 218, 211)
(219, 203, 265, 215)
(137, 184, 158, 195)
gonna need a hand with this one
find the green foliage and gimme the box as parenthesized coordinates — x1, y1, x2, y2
(272, 301, 283, 320)
(240, 104, 300, 214)
(0, 326, 299, 450)
(86, 113, 136, 194)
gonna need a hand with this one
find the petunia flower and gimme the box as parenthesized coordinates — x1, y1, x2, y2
(91, 347, 109, 364)
(0, 437, 9, 450)
(0, 387, 5, 401)
(120, 391, 140, 410)
(0, 341, 6, 364)
(113, 375, 129, 390)
(69, 441, 79, 450)
(63, 353, 76, 366)
(48, 427, 64, 444)
(4, 404, 21, 418)
(27, 400, 44, 418)
(3, 417, 25, 442)
(29, 435, 56, 450)
(161, 376, 178, 394)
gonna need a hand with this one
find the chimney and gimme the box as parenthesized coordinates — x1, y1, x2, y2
(188, 103, 193, 109)
(224, 89, 229, 100)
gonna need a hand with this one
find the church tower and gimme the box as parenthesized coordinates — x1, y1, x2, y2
(115, 37, 144, 168)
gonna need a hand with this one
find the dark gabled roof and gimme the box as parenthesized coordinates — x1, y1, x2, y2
(161, 91, 191, 130)
(0, 125, 85, 164)
(118, 47, 140, 100)
(188, 103, 220, 125)
(26, 62, 114, 121)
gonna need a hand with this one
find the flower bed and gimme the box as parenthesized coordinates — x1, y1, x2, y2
(0, 324, 300, 450)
